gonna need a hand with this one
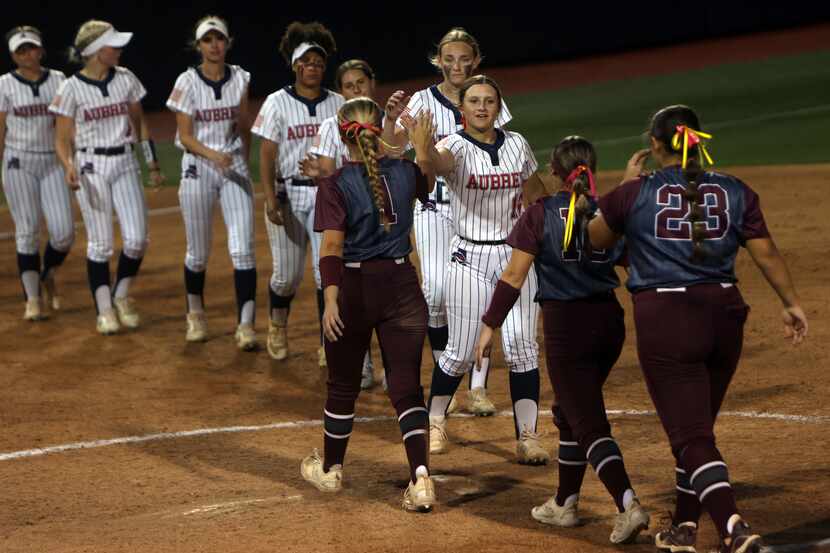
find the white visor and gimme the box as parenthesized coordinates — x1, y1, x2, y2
(8, 31, 42, 53)
(195, 18, 229, 41)
(81, 26, 133, 57)
(291, 42, 326, 65)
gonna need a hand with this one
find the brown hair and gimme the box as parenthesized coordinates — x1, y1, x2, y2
(649, 104, 707, 262)
(191, 15, 233, 52)
(334, 59, 374, 92)
(278, 21, 336, 67)
(338, 97, 390, 232)
(551, 136, 597, 196)
(429, 27, 482, 68)
(458, 74, 502, 110)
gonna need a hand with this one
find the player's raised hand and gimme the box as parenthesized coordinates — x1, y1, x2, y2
(299, 153, 321, 179)
(622, 149, 650, 182)
(384, 90, 410, 122)
(323, 298, 345, 342)
(407, 110, 434, 152)
(475, 324, 495, 369)
(782, 305, 808, 345)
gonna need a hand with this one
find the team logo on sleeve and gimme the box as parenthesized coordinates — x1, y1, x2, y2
(451, 248, 467, 265)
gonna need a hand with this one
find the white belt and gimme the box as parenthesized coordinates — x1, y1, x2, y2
(656, 282, 734, 293)
(344, 257, 406, 268)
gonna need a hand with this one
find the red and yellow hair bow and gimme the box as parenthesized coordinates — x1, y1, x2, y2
(671, 125, 714, 169)
(562, 164, 596, 251)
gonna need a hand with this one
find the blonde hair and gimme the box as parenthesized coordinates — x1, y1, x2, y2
(68, 19, 111, 64)
(338, 97, 390, 232)
(429, 27, 482, 68)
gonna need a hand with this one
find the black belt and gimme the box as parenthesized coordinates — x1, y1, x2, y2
(79, 145, 132, 156)
(459, 236, 506, 246)
(277, 177, 316, 187)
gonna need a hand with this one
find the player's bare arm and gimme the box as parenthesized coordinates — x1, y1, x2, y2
(319, 229, 345, 342)
(130, 102, 164, 186)
(381, 90, 411, 151)
(175, 111, 232, 170)
(587, 214, 621, 251)
(259, 138, 283, 225)
(54, 115, 77, 189)
(406, 111, 437, 192)
(621, 149, 650, 182)
(239, 86, 252, 164)
(300, 152, 335, 179)
(745, 237, 808, 344)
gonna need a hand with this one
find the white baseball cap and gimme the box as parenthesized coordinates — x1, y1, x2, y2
(81, 26, 133, 57)
(291, 41, 327, 65)
(8, 30, 42, 53)
(195, 18, 229, 41)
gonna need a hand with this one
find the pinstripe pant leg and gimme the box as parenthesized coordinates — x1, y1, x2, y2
(220, 156, 256, 271)
(305, 188, 322, 289)
(179, 156, 218, 272)
(75, 154, 115, 263)
(2, 151, 41, 255)
(111, 160, 148, 260)
(500, 244, 541, 373)
(413, 206, 451, 328)
(266, 186, 307, 296)
(39, 157, 74, 252)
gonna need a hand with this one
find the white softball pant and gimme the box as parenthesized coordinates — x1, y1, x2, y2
(413, 201, 453, 328)
(439, 235, 540, 376)
(2, 147, 74, 254)
(178, 152, 255, 271)
(74, 149, 147, 262)
(265, 181, 321, 295)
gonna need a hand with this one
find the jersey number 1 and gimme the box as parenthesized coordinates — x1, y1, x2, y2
(558, 207, 608, 262)
(380, 175, 399, 227)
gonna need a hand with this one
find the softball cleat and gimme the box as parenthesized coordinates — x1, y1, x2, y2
(402, 475, 436, 513)
(429, 417, 449, 454)
(655, 520, 697, 552)
(23, 298, 47, 321)
(531, 494, 580, 527)
(610, 498, 650, 544)
(266, 320, 288, 360)
(42, 274, 61, 311)
(467, 387, 496, 416)
(300, 449, 342, 493)
(185, 312, 208, 342)
(235, 323, 258, 351)
(96, 308, 121, 335)
(114, 297, 140, 329)
(517, 427, 550, 465)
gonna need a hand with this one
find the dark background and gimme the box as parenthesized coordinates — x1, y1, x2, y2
(3, 4, 830, 110)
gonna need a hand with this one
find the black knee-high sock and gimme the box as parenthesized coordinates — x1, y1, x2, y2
(509, 369, 540, 438)
(427, 366, 463, 417)
(680, 438, 738, 540)
(396, 397, 429, 483)
(316, 288, 325, 345)
(184, 266, 206, 311)
(233, 268, 257, 324)
(87, 259, 110, 313)
(269, 287, 293, 320)
(114, 251, 142, 297)
(426, 325, 448, 363)
(674, 465, 702, 524)
(553, 406, 588, 505)
(17, 252, 40, 300)
(586, 435, 633, 512)
(40, 243, 68, 281)
(323, 399, 355, 471)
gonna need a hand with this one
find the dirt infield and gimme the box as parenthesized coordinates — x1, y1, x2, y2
(1, 163, 828, 553)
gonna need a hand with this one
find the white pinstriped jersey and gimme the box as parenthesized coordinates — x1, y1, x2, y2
(439, 129, 538, 242)
(251, 86, 344, 181)
(49, 66, 146, 149)
(398, 85, 512, 204)
(309, 115, 349, 167)
(166, 65, 250, 153)
(0, 69, 65, 152)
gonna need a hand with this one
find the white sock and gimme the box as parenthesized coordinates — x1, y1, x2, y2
(726, 514, 741, 535)
(513, 398, 538, 434)
(271, 307, 288, 325)
(471, 356, 489, 389)
(187, 294, 204, 313)
(114, 277, 132, 299)
(415, 465, 429, 479)
(429, 397, 452, 418)
(240, 300, 255, 325)
(95, 285, 113, 312)
(21, 271, 39, 300)
(622, 489, 635, 510)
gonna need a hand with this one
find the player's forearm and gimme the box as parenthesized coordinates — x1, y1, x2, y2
(381, 119, 407, 151)
(54, 123, 75, 171)
(747, 238, 801, 308)
(240, 128, 251, 164)
(258, 140, 278, 204)
(179, 134, 217, 161)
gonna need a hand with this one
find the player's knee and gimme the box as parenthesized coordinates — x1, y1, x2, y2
(87, 241, 113, 262)
(122, 238, 148, 260)
(230, 251, 255, 271)
(185, 256, 207, 273)
(15, 233, 39, 255)
(50, 230, 74, 252)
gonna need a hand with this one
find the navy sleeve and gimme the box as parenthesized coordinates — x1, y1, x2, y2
(507, 201, 545, 255)
(597, 177, 643, 235)
(739, 182, 771, 244)
(313, 171, 347, 232)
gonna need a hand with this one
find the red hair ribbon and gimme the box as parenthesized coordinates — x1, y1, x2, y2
(339, 120, 381, 138)
(564, 164, 596, 197)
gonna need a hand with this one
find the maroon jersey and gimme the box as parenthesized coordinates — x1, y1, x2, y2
(314, 158, 429, 262)
(598, 166, 770, 291)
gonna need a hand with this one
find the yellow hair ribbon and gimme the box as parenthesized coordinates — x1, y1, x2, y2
(563, 191, 577, 251)
(671, 125, 715, 169)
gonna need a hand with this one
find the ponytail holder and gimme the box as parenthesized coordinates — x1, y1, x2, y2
(671, 125, 714, 169)
(339, 120, 381, 140)
(562, 164, 596, 251)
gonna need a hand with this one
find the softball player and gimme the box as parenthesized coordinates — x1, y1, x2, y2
(51, 20, 163, 335)
(1, 26, 72, 321)
(252, 21, 343, 366)
(167, 16, 257, 350)
(588, 105, 808, 553)
(382, 28, 512, 415)
(408, 75, 546, 465)
(305, 59, 381, 388)
(476, 136, 649, 544)
(301, 98, 436, 511)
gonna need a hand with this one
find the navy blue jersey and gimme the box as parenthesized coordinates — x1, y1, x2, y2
(509, 194, 623, 301)
(599, 165, 770, 292)
(315, 158, 429, 262)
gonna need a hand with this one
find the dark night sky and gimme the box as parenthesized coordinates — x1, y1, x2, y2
(3, 4, 829, 109)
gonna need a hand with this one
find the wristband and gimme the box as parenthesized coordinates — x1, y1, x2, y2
(140, 139, 158, 164)
(319, 255, 344, 289)
(481, 280, 521, 328)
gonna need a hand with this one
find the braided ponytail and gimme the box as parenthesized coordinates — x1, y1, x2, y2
(683, 157, 707, 262)
(357, 129, 390, 232)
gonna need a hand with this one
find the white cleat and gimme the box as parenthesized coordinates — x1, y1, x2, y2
(300, 449, 343, 493)
(23, 298, 47, 321)
(185, 312, 208, 342)
(266, 320, 288, 360)
(402, 475, 436, 513)
(42, 273, 60, 311)
(96, 308, 121, 335)
(429, 416, 449, 454)
(114, 297, 140, 329)
(610, 498, 650, 544)
(235, 323, 258, 351)
(517, 426, 550, 466)
(531, 494, 580, 527)
(468, 387, 496, 416)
